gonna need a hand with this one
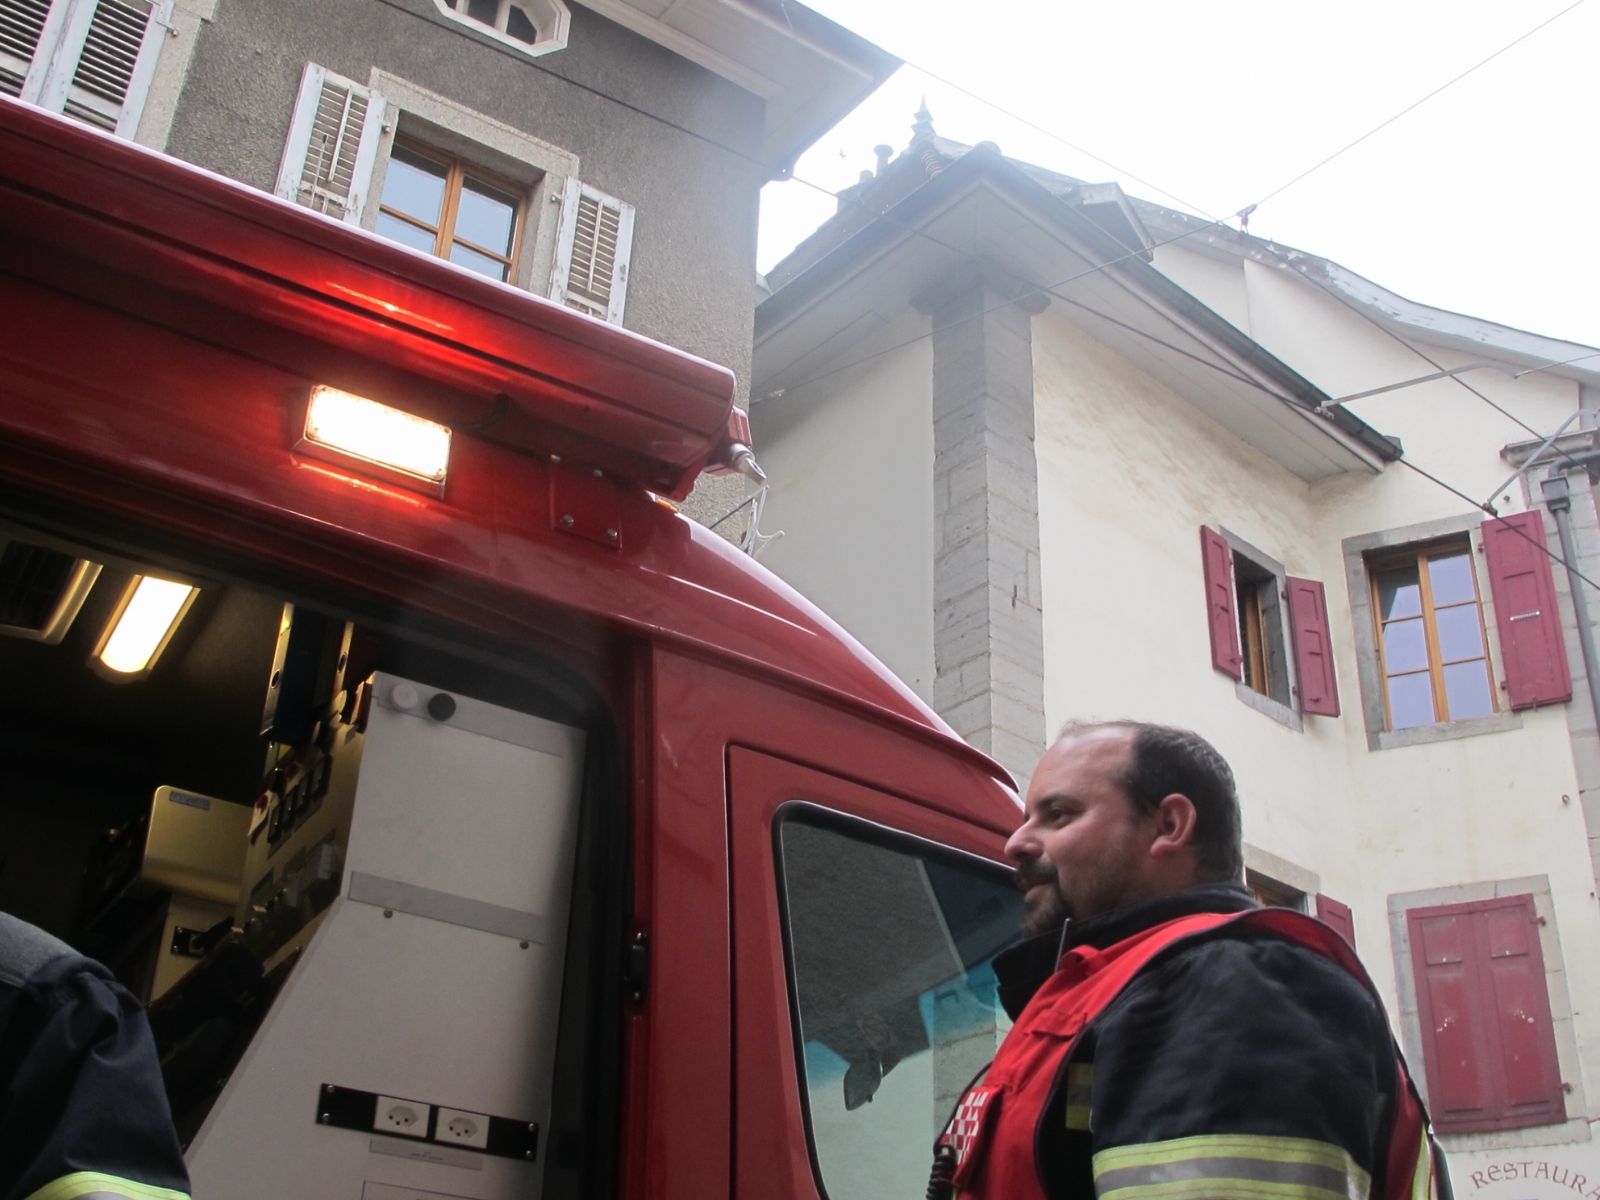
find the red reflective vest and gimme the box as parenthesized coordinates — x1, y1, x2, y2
(938, 908, 1441, 1200)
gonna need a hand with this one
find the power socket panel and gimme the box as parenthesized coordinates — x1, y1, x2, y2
(434, 1107, 490, 1150)
(317, 1084, 537, 1161)
(374, 1095, 431, 1139)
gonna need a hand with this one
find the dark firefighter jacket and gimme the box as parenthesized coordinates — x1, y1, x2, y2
(0, 913, 191, 1200)
(987, 882, 1402, 1200)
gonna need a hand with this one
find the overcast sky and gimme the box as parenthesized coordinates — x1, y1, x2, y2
(757, 0, 1600, 351)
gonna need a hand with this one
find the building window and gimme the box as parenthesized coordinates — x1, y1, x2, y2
(1405, 894, 1565, 1134)
(1235, 552, 1289, 705)
(430, 0, 570, 57)
(1200, 527, 1338, 726)
(1370, 540, 1495, 730)
(374, 143, 522, 283)
(1245, 868, 1305, 912)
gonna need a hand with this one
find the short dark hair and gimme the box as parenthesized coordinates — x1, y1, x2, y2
(1057, 720, 1243, 883)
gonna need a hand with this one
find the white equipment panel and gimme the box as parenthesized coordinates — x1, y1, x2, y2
(188, 673, 586, 1200)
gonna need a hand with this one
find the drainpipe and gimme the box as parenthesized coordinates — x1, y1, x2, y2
(1541, 471, 1600, 728)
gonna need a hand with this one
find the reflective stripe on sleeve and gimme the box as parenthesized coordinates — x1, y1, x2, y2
(1412, 1132, 1433, 1200)
(1093, 1133, 1372, 1200)
(24, 1172, 191, 1200)
(1065, 1062, 1094, 1131)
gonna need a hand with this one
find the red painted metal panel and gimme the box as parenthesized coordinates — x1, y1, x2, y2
(1200, 527, 1242, 679)
(1313, 894, 1356, 949)
(1287, 577, 1340, 716)
(1408, 897, 1564, 1134)
(1481, 514, 1572, 710)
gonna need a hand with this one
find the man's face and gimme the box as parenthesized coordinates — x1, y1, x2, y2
(1005, 728, 1157, 935)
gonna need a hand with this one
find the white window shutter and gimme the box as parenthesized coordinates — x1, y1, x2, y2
(274, 62, 387, 226)
(548, 176, 634, 325)
(34, 0, 172, 136)
(0, 0, 72, 102)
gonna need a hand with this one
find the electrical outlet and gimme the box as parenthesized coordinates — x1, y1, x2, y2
(374, 1095, 430, 1139)
(434, 1107, 490, 1150)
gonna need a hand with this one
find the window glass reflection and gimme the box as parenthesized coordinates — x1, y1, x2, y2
(1378, 567, 1423, 621)
(1382, 618, 1430, 675)
(449, 241, 509, 281)
(1443, 661, 1495, 720)
(375, 211, 438, 254)
(781, 815, 1023, 1200)
(1434, 605, 1485, 664)
(380, 148, 447, 227)
(1428, 553, 1477, 608)
(455, 178, 517, 255)
(1386, 671, 1436, 729)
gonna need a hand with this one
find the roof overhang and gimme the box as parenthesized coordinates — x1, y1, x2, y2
(1136, 205, 1600, 390)
(0, 94, 739, 500)
(756, 149, 1400, 482)
(572, 0, 899, 173)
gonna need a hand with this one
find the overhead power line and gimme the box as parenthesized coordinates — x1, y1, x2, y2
(1248, 0, 1589, 210)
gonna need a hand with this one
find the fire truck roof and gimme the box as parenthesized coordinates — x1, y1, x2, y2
(0, 96, 1015, 801)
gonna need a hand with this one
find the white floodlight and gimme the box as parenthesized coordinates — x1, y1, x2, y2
(95, 576, 198, 676)
(300, 386, 451, 492)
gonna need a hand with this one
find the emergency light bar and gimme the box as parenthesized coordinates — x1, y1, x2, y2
(300, 386, 452, 494)
(95, 576, 198, 676)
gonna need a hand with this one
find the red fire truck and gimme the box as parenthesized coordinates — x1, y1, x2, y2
(0, 95, 1024, 1200)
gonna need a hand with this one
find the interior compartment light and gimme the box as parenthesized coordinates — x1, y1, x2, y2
(301, 386, 451, 491)
(96, 576, 198, 675)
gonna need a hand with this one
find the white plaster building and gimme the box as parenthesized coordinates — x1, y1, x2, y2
(751, 111, 1600, 1193)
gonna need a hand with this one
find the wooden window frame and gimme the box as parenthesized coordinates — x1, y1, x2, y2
(1368, 538, 1497, 730)
(1239, 581, 1268, 697)
(1245, 868, 1305, 912)
(377, 137, 526, 282)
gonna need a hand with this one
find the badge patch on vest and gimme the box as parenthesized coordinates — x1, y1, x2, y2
(947, 1084, 1002, 1183)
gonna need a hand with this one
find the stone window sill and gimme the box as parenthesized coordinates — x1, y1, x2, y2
(1234, 681, 1303, 731)
(1371, 710, 1523, 751)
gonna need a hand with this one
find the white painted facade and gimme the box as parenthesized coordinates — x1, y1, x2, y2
(753, 132, 1600, 1187)
(757, 320, 936, 700)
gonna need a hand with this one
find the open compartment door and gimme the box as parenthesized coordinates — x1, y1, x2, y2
(188, 673, 585, 1200)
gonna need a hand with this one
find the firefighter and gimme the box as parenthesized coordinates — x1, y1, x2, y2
(931, 721, 1444, 1200)
(0, 913, 191, 1200)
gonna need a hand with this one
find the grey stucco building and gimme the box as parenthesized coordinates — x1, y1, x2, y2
(3, 0, 894, 526)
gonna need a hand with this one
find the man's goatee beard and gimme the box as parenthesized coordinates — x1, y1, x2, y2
(1017, 858, 1071, 937)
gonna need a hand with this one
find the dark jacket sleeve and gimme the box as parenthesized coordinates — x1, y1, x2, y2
(0, 955, 191, 1200)
(1081, 934, 1396, 1200)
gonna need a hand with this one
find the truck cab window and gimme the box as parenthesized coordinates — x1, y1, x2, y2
(777, 812, 1023, 1200)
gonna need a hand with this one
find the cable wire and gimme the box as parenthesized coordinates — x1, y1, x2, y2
(892, 60, 1214, 217)
(1249, 0, 1589, 210)
(1247, 239, 1594, 473)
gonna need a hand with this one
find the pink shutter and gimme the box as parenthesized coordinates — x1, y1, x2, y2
(1314, 893, 1356, 949)
(1200, 527, 1241, 678)
(1408, 896, 1565, 1134)
(1286, 577, 1340, 716)
(1411, 906, 1491, 1129)
(1480, 896, 1564, 1124)
(1481, 513, 1571, 710)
